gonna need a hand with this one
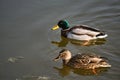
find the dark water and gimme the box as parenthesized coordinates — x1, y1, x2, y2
(0, 0, 120, 80)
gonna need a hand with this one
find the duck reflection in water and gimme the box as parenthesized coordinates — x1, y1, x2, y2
(54, 65, 110, 77)
(51, 36, 107, 47)
(53, 49, 111, 77)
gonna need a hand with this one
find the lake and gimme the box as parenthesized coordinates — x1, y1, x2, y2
(0, 0, 120, 80)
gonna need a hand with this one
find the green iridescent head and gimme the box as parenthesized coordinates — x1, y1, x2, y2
(52, 20, 70, 30)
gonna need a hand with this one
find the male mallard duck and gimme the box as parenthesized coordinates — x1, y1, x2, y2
(53, 49, 111, 69)
(51, 20, 108, 41)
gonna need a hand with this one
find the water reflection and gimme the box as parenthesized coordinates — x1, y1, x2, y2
(16, 76, 50, 80)
(8, 56, 24, 63)
(51, 36, 107, 47)
(54, 65, 110, 77)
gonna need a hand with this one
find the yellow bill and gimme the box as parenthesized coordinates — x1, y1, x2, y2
(51, 25, 59, 30)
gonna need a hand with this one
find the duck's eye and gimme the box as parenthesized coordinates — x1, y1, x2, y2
(60, 53, 66, 58)
(60, 22, 63, 25)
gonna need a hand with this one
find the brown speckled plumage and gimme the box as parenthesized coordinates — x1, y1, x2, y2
(54, 49, 111, 69)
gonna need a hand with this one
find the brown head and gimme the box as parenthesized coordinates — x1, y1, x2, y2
(53, 49, 72, 64)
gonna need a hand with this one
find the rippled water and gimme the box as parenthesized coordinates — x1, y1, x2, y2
(0, 0, 120, 80)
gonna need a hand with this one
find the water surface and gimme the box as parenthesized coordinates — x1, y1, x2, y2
(0, 0, 120, 80)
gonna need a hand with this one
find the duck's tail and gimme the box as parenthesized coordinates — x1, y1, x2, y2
(99, 62, 111, 68)
(96, 32, 108, 38)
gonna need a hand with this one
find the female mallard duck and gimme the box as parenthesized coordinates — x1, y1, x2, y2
(51, 20, 108, 41)
(53, 49, 111, 69)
